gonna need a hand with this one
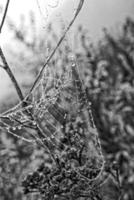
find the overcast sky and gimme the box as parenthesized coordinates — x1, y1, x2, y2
(58, 0, 134, 39)
(0, 0, 134, 103)
(1, 0, 134, 40)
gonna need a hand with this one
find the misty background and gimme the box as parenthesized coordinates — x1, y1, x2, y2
(0, 0, 134, 103)
(0, 1, 134, 200)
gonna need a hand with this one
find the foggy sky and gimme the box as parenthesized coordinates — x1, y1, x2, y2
(51, 0, 134, 39)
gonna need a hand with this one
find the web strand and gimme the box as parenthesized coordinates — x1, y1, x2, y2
(0, 58, 104, 181)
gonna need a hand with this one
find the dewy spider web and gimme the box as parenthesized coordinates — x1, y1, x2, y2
(0, 63, 70, 144)
(36, 0, 61, 23)
(0, 57, 104, 180)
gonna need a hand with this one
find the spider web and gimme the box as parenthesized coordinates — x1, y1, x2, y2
(0, 57, 104, 176)
(36, 0, 61, 23)
(0, 63, 70, 144)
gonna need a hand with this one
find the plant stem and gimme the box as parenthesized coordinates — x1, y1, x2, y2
(0, 0, 10, 33)
(0, 46, 24, 101)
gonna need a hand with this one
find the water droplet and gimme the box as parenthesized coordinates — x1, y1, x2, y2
(69, 54, 75, 61)
(51, 135, 55, 139)
(6, 127, 10, 132)
(47, 137, 51, 141)
(18, 126, 22, 130)
(72, 63, 76, 67)
(32, 121, 37, 126)
(64, 114, 67, 119)
(12, 127, 16, 131)
(88, 102, 92, 106)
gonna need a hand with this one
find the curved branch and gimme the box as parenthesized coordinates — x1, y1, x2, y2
(0, 0, 10, 33)
(29, 0, 85, 93)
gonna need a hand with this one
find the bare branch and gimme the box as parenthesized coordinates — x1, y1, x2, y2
(0, 46, 24, 101)
(29, 0, 85, 93)
(0, 1, 24, 101)
(0, 0, 10, 33)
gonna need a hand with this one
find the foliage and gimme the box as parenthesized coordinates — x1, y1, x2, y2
(0, 11, 134, 200)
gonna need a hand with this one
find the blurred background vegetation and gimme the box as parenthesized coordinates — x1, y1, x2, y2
(0, 9, 134, 200)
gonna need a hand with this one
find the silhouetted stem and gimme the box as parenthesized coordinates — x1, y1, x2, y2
(0, 47, 24, 101)
(0, 0, 23, 100)
(0, 0, 10, 33)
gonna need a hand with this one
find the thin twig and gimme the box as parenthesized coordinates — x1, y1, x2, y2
(0, 46, 24, 101)
(0, 0, 24, 100)
(0, 0, 10, 33)
(29, 0, 85, 93)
